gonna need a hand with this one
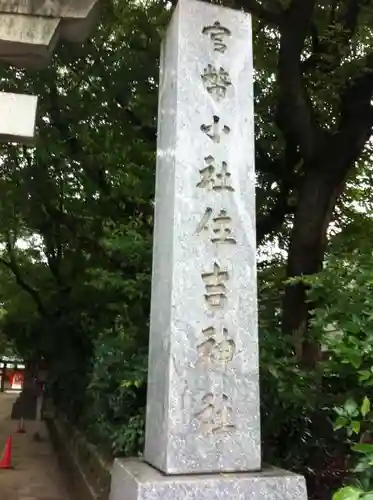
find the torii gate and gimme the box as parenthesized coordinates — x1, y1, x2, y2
(0, 0, 101, 142)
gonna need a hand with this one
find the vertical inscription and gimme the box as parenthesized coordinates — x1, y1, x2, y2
(193, 17, 238, 436)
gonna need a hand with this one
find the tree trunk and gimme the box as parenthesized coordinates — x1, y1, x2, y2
(281, 163, 345, 366)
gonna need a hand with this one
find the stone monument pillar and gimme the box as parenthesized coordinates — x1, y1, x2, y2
(0, 0, 100, 143)
(109, 0, 308, 499)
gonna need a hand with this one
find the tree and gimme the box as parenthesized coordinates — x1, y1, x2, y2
(0, 0, 165, 419)
(0, 0, 371, 471)
(1, 0, 371, 371)
(219, 0, 373, 365)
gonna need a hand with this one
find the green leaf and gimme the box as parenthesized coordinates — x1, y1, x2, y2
(362, 494, 373, 500)
(351, 420, 361, 434)
(334, 416, 349, 430)
(346, 321, 361, 334)
(361, 397, 371, 417)
(352, 444, 373, 454)
(333, 486, 363, 500)
(359, 371, 373, 382)
(354, 461, 370, 472)
(345, 399, 359, 417)
(334, 406, 347, 416)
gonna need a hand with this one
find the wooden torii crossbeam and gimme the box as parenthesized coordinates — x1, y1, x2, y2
(0, 0, 100, 143)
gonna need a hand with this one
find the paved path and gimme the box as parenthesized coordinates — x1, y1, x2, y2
(0, 393, 70, 500)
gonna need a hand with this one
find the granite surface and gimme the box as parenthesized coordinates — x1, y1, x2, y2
(0, 91, 37, 143)
(144, 0, 260, 475)
(0, 0, 97, 16)
(109, 459, 308, 500)
(0, 0, 100, 68)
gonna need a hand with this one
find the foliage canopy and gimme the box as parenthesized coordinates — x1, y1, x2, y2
(0, 1, 373, 497)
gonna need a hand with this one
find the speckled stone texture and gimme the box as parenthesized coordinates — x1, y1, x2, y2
(145, 0, 260, 476)
(109, 459, 308, 500)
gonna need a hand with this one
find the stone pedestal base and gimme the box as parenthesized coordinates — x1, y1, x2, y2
(109, 459, 308, 500)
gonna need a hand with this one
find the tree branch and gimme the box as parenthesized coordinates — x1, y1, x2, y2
(0, 234, 47, 317)
(47, 81, 154, 223)
(257, 189, 294, 244)
(80, 45, 157, 145)
(303, 0, 366, 75)
(327, 52, 373, 170)
(276, 0, 318, 161)
(256, 139, 300, 243)
(339, 0, 364, 40)
(329, 0, 339, 24)
(114, 102, 156, 144)
(332, 0, 365, 62)
(304, 51, 373, 196)
(47, 81, 112, 198)
(227, 0, 283, 25)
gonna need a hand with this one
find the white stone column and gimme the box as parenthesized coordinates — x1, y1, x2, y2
(144, 0, 260, 475)
(109, 1, 308, 498)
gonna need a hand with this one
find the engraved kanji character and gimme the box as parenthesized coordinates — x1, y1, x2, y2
(195, 393, 236, 434)
(201, 64, 232, 100)
(197, 326, 236, 366)
(196, 208, 236, 244)
(201, 115, 230, 143)
(197, 156, 234, 191)
(212, 209, 236, 244)
(202, 21, 231, 54)
(201, 262, 228, 308)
